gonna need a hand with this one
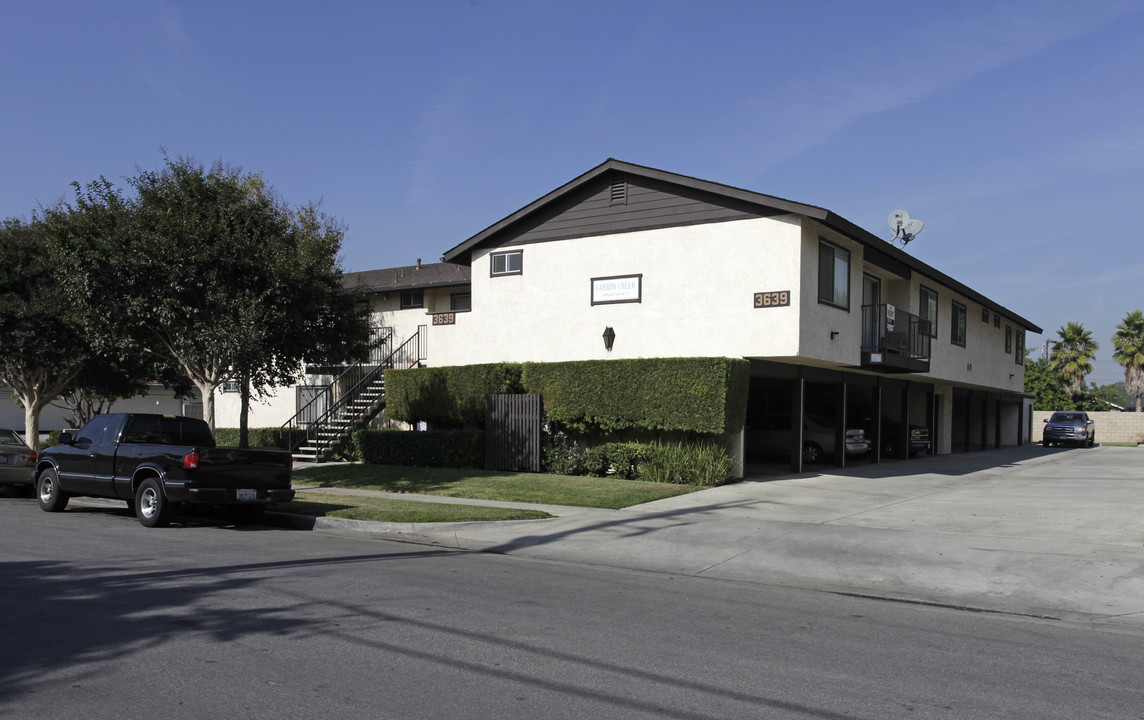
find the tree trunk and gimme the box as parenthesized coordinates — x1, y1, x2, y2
(239, 372, 250, 449)
(24, 400, 41, 453)
(196, 378, 216, 432)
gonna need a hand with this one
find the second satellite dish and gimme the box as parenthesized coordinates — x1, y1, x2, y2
(887, 209, 924, 247)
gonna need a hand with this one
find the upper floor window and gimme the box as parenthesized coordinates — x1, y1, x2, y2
(951, 302, 967, 347)
(400, 290, 423, 309)
(490, 250, 523, 276)
(1015, 331, 1025, 364)
(981, 307, 989, 324)
(817, 239, 850, 310)
(1005, 326, 1013, 354)
(450, 293, 471, 312)
(919, 286, 938, 337)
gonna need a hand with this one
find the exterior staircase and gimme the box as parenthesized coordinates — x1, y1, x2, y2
(282, 327, 424, 463)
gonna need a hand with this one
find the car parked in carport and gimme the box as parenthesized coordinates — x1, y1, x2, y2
(1042, 411, 1095, 447)
(747, 413, 870, 464)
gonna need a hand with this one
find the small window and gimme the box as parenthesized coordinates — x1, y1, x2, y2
(951, 302, 967, 346)
(1015, 331, 1025, 364)
(994, 314, 1001, 329)
(400, 290, 423, 309)
(450, 293, 471, 312)
(222, 380, 241, 393)
(919, 286, 938, 337)
(490, 250, 523, 276)
(817, 239, 850, 310)
(1005, 326, 1013, 354)
(981, 307, 989, 323)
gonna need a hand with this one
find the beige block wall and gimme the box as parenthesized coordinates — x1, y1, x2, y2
(1033, 410, 1144, 444)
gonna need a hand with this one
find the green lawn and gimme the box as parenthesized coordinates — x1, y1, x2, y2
(276, 492, 553, 523)
(292, 463, 702, 509)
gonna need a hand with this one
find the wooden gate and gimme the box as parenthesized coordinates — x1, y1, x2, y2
(485, 394, 542, 472)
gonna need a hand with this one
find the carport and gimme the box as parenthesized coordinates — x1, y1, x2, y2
(745, 361, 937, 474)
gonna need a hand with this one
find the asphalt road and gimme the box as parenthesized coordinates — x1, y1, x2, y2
(1, 495, 1142, 720)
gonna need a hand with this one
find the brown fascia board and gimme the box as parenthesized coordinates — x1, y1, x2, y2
(439, 158, 1042, 334)
(343, 262, 471, 294)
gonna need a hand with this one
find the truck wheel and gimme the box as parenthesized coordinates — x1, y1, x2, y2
(135, 478, 174, 528)
(36, 468, 70, 513)
(802, 442, 823, 465)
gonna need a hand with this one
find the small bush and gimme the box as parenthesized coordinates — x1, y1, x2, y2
(542, 432, 590, 476)
(641, 440, 735, 486)
(598, 442, 648, 479)
(355, 429, 484, 468)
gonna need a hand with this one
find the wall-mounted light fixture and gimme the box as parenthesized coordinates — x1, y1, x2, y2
(603, 326, 616, 351)
(830, 331, 840, 340)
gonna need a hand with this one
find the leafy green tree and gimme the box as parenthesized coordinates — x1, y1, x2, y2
(1025, 356, 1072, 410)
(1049, 321, 1099, 401)
(1111, 309, 1144, 412)
(0, 219, 88, 449)
(55, 156, 369, 438)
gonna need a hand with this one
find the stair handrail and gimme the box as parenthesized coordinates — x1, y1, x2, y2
(279, 327, 423, 457)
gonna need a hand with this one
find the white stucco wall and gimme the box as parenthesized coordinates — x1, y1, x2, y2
(431, 216, 807, 366)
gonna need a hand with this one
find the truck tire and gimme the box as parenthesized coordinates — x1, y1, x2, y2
(36, 467, 70, 513)
(135, 478, 174, 528)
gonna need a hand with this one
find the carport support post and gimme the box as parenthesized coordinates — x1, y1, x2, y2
(834, 382, 847, 468)
(790, 376, 805, 474)
(871, 383, 882, 464)
(900, 388, 911, 462)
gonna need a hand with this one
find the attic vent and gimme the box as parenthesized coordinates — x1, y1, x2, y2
(609, 176, 627, 206)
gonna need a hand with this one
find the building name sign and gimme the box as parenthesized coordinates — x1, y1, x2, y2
(591, 274, 642, 305)
(753, 290, 791, 308)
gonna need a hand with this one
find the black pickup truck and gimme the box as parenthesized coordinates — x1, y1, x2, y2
(35, 413, 294, 527)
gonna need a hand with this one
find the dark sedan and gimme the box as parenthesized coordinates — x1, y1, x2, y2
(1042, 411, 1095, 447)
(0, 429, 36, 489)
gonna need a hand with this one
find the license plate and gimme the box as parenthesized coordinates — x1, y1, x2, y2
(236, 489, 257, 502)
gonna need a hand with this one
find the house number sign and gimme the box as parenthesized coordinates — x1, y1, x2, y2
(432, 313, 456, 326)
(754, 290, 790, 308)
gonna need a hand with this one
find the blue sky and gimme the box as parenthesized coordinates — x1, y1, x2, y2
(3, 0, 1142, 385)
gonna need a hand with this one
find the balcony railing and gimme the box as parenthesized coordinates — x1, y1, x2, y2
(861, 304, 931, 373)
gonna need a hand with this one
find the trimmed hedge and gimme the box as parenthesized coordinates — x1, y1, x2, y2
(213, 427, 307, 449)
(355, 429, 485, 468)
(522, 357, 750, 436)
(385, 363, 524, 428)
(386, 357, 750, 437)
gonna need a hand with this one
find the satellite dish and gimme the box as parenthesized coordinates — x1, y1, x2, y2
(887, 209, 924, 247)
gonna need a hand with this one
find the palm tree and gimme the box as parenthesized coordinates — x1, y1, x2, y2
(1112, 310, 1144, 412)
(1049, 321, 1099, 400)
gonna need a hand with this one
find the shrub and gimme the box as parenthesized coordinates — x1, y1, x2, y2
(355, 429, 484, 468)
(522, 357, 749, 436)
(213, 427, 303, 449)
(598, 442, 648, 479)
(542, 432, 590, 476)
(640, 440, 735, 486)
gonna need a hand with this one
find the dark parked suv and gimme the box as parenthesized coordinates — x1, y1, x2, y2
(1042, 411, 1095, 447)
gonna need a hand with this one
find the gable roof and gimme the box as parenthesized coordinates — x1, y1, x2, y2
(344, 261, 470, 294)
(441, 158, 1041, 333)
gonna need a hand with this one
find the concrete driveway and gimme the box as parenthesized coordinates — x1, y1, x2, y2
(302, 445, 1144, 628)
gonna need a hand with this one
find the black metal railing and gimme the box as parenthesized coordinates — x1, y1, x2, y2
(281, 325, 426, 460)
(861, 304, 931, 370)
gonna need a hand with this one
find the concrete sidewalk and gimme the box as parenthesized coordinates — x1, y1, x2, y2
(282, 446, 1144, 628)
